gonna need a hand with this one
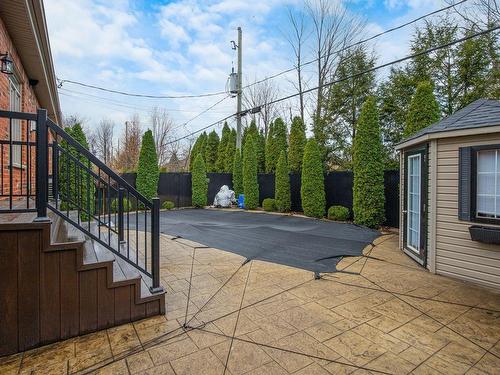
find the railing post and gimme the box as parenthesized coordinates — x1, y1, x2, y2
(150, 197, 163, 293)
(118, 187, 125, 243)
(52, 137, 58, 203)
(34, 109, 50, 222)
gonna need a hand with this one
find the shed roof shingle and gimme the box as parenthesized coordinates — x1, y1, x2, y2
(399, 98, 500, 145)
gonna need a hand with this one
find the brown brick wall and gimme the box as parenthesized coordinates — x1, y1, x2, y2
(0, 16, 40, 199)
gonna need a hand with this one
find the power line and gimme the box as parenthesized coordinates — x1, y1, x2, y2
(56, 78, 227, 99)
(242, 0, 471, 90)
(171, 95, 231, 133)
(164, 24, 499, 145)
(59, 88, 230, 114)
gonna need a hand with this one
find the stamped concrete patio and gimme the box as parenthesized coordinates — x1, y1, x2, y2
(1, 231, 500, 375)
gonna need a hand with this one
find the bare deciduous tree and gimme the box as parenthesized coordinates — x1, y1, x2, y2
(243, 78, 280, 137)
(150, 106, 175, 167)
(115, 114, 142, 172)
(306, 0, 363, 122)
(91, 119, 115, 165)
(285, 6, 309, 124)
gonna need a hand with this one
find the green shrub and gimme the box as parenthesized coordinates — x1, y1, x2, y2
(275, 151, 291, 212)
(404, 81, 440, 138)
(162, 200, 175, 210)
(216, 123, 231, 172)
(110, 198, 131, 213)
(353, 97, 385, 228)
(262, 198, 276, 212)
(328, 206, 349, 221)
(136, 129, 159, 201)
(191, 154, 208, 208)
(243, 135, 259, 209)
(232, 150, 243, 197)
(224, 129, 237, 172)
(189, 132, 207, 171)
(301, 139, 325, 218)
(265, 117, 287, 172)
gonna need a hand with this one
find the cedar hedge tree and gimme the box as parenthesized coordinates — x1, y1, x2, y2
(59, 123, 95, 221)
(243, 135, 259, 209)
(265, 117, 287, 173)
(225, 128, 237, 173)
(232, 149, 243, 197)
(191, 153, 208, 207)
(265, 120, 275, 172)
(136, 129, 159, 201)
(205, 130, 220, 172)
(301, 139, 325, 218)
(288, 116, 306, 173)
(353, 96, 385, 228)
(216, 122, 231, 172)
(189, 131, 207, 171)
(257, 129, 266, 173)
(275, 150, 291, 212)
(404, 81, 440, 138)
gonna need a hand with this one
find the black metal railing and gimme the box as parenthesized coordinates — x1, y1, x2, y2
(0, 109, 162, 293)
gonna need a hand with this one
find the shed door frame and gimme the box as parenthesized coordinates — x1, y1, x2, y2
(403, 144, 428, 266)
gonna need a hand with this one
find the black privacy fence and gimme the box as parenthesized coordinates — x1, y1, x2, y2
(122, 170, 400, 228)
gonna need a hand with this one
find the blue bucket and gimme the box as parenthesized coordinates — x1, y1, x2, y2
(238, 194, 245, 209)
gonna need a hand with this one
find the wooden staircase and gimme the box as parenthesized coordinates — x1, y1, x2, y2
(0, 212, 165, 357)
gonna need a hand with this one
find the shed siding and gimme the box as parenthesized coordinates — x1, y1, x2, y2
(435, 134, 500, 289)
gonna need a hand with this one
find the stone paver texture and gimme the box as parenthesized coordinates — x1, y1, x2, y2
(1, 230, 500, 375)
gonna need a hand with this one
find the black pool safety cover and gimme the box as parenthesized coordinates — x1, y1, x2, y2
(157, 209, 379, 273)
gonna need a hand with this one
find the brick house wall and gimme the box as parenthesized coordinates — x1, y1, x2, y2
(0, 16, 40, 200)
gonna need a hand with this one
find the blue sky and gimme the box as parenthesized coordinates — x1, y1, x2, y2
(44, 0, 459, 144)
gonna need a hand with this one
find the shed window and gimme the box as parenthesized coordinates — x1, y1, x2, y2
(459, 145, 500, 223)
(476, 150, 500, 219)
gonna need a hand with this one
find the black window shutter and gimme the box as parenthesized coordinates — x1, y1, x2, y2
(458, 147, 472, 221)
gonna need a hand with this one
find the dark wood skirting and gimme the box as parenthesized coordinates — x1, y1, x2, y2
(0, 220, 165, 357)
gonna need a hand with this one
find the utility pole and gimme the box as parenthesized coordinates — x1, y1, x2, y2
(236, 26, 242, 150)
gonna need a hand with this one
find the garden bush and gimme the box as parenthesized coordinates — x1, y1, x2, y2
(353, 97, 385, 228)
(110, 198, 132, 213)
(301, 139, 325, 218)
(275, 151, 291, 212)
(262, 198, 276, 212)
(191, 154, 208, 208)
(162, 200, 175, 210)
(243, 135, 259, 209)
(328, 206, 349, 221)
(204, 130, 220, 172)
(288, 116, 306, 173)
(404, 81, 440, 138)
(136, 129, 159, 201)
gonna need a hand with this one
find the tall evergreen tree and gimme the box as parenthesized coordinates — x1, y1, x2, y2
(404, 81, 440, 138)
(204, 130, 220, 172)
(136, 129, 159, 201)
(59, 123, 94, 220)
(191, 154, 208, 207)
(275, 151, 291, 212)
(353, 97, 385, 228)
(301, 139, 325, 218)
(265, 120, 275, 173)
(265, 117, 287, 173)
(324, 45, 376, 169)
(256, 129, 266, 173)
(215, 122, 230, 172)
(288, 116, 306, 173)
(232, 149, 243, 197)
(225, 129, 237, 172)
(243, 135, 259, 209)
(189, 132, 207, 171)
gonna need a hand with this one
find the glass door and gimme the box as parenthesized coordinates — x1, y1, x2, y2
(407, 154, 421, 252)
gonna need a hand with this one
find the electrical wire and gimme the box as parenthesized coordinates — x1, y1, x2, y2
(164, 24, 499, 145)
(242, 0, 471, 90)
(56, 78, 228, 99)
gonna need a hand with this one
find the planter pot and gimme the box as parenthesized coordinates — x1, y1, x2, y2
(469, 225, 500, 244)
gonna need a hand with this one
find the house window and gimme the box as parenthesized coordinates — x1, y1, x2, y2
(9, 75, 22, 166)
(476, 149, 500, 219)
